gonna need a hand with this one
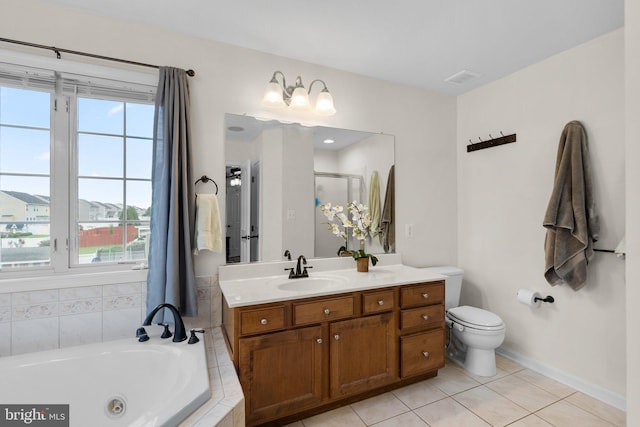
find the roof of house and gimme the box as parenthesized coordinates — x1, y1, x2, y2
(1, 191, 49, 205)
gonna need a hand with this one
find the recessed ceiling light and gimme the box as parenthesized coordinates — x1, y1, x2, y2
(323, 139, 335, 144)
(227, 126, 244, 132)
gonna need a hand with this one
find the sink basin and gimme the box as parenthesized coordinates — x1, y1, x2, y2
(272, 275, 349, 292)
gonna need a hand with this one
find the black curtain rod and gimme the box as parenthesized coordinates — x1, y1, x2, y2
(0, 37, 195, 77)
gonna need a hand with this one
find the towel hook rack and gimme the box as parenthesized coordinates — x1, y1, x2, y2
(467, 131, 517, 153)
(195, 175, 218, 194)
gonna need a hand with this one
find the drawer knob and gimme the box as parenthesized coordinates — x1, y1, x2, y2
(422, 351, 430, 358)
(422, 293, 429, 299)
(316, 338, 323, 344)
(260, 318, 268, 325)
(377, 300, 385, 306)
(422, 314, 429, 321)
(334, 334, 340, 341)
(324, 308, 331, 315)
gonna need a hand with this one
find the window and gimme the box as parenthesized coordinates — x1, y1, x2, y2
(0, 62, 155, 274)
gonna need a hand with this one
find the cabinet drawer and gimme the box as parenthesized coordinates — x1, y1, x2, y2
(362, 290, 394, 314)
(294, 296, 355, 325)
(400, 329, 445, 378)
(400, 282, 444, 307)
(240, 306, 286, 336)
(401, 304, 444, 330)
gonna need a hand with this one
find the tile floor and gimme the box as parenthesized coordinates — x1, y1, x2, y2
(284, 356, 625, 427)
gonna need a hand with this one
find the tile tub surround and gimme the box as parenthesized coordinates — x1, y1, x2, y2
(180, 327, 244, 427)
(283, 356, 626, 427)
(0, 275, 221, 357)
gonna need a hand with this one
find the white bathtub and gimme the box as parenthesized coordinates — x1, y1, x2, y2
(0, 332, 210, 427)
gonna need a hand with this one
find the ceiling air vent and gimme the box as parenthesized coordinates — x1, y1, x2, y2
(444, 70, 482, 84)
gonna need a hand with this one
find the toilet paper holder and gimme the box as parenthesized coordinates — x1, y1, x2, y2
(534, 295, 555, 303)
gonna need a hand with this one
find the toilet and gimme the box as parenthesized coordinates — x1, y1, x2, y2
(428, 266, 506, 377)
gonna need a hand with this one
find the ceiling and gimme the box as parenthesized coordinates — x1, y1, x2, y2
(44, 0, 623, 95)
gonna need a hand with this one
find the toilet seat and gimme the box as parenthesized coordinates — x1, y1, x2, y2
(447, 306, 504, 332)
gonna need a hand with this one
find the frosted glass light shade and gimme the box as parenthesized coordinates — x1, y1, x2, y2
(289, 86, 310, 110)
(262, 81, 286, 107)
(314, 91, 336, 116)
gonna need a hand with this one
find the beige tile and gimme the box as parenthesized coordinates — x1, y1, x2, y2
(370, 411, 427, 427)
(515, 369, 576, 398)
(414, 397, 491, 427)
(392, 378, 448, 409)
(508, 414, 554, 426)
(430, 363, 482, 395)
(452, 385, 529, 426)
(302, 406, 366, 427)
(465, 366, 512, 384)
(282, 422, 304, 427)
(536, 400, 617, 427)
(495, 355, 525, 373)
(565, 392, 626, 426)
(485, 374, 560, 412)
(350, 392, 409, 425)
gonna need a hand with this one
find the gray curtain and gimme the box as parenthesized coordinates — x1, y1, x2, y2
(146, 67, 197, 320)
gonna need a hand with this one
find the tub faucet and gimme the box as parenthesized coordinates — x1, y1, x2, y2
(142, 303, 187, 342)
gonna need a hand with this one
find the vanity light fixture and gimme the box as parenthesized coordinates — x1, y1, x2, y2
(262, 71, 336, 116)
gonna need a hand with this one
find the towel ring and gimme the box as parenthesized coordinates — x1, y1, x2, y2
(195, 175, 218, 194)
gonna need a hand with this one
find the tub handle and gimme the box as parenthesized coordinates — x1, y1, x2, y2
(159, 323, 173, 339)
(188, 329, 205, 344)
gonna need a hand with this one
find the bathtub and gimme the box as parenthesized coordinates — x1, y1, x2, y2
(0, 331, 210, 427)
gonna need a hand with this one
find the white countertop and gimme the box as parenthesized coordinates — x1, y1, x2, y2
(219, 259, 446, 308)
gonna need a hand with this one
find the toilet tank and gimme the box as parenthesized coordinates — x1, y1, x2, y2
(426, 266, 464, 311)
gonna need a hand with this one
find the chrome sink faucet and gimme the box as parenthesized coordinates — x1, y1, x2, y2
(285, 254, 313, 279)
(140, 303, 187, 342)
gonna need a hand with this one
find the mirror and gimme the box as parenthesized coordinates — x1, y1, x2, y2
(224, 113, 395, 264)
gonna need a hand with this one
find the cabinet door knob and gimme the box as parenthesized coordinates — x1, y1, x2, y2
(316, 338, 323, 344)
(422, 314, 429, 321)
(334, 334, 340, 340)
(260, 318, 268, 325)
(324, 308, 331, 315)
(422, 351, 430, 358)
(377, 300, 384, 306)
(422, 293, 429, 299)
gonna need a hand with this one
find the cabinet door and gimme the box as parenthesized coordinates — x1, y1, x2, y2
(329, 313, 396, 398)
(239, 325, 324, 425)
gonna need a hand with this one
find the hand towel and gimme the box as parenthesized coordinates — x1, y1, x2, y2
(369, 171, 381, 241)
(543, 121, 599, 291)
(194, 193, 222, 253)
(381, 165, 395, 253)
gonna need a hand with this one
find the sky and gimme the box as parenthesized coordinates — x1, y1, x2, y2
(0, 86, 154, 210)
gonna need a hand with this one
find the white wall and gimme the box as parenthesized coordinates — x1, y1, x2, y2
(457, 29, 626, 404)
(625, 0, 640, 424)
(0, 1, 458, 275)
(0, 0, 457, 353)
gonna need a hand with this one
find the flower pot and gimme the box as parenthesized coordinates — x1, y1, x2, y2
(356, 257, 369, 272)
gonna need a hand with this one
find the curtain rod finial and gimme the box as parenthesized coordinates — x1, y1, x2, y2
(186, 69, 195, 77)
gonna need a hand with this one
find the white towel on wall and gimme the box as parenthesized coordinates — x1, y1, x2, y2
(194, 193, 222, 253)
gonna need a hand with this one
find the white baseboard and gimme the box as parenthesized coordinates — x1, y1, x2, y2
(496, 347, 626, 412)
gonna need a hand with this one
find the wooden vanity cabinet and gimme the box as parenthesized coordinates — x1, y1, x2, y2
(222, 280, 445, 427)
